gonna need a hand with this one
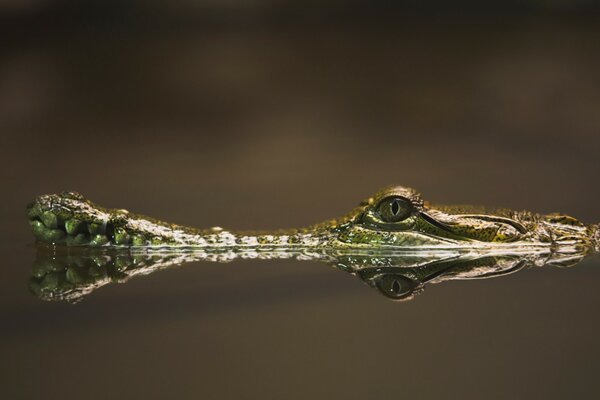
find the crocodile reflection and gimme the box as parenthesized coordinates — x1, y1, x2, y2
(29, 245, 588, 302)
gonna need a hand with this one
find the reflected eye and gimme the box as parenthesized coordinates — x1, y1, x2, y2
(377, 197, 413, 223)
(375, 274, 416, 300)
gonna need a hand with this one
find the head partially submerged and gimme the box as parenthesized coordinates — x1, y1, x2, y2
(26, 186, 599, 253)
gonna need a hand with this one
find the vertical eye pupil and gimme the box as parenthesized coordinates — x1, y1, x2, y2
(376, 196, 414, 223)
(391, 200, 400, 215)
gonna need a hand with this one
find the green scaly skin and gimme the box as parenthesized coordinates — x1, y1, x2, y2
(27, 186, 600, 254)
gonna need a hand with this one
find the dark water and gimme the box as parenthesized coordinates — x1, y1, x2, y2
(3, 3, 600, 399)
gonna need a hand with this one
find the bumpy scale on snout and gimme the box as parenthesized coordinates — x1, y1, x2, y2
(26, 187, 599, 252)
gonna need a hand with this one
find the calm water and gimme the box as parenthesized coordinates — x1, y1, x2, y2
(3, 6, 600, 399)
(5, 235, 600, 399)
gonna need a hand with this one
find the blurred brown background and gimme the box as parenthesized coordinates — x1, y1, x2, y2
(2, 1, 600, 399)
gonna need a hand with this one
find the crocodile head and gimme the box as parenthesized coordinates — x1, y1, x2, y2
(26, 186, 598, 252)
(329, 186, 598, 252)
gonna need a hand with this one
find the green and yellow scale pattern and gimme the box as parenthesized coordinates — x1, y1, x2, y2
(27, 186, 600, 253)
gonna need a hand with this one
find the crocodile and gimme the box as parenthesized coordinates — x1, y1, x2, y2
(27, 186, 600, 253)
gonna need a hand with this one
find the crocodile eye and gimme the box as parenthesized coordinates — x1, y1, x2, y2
(377, 197, 413, 223)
